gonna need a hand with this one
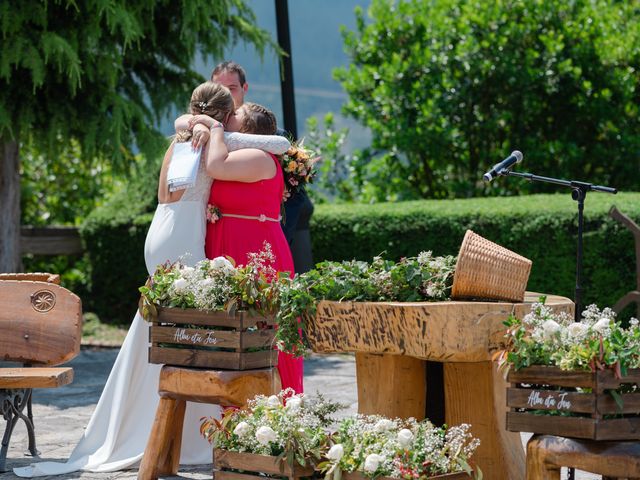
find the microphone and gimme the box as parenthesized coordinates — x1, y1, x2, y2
(483, 150, 523, 182)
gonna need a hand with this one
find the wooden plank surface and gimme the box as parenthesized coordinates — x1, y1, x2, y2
(308, 292, 573, 362)
(0, 367, 73, 388)
(445, 362, 524, 480)
(159, 366, 281, 405)
(214, 449, 314, 476)
(507, 412, 596, 439)
(355, 353, 426, 420)
(507, 388, 595, 414)
(151, 326, 241, 349)
(157, 307, 275, 329)
(149, 347, 277, 370)
(0, 280, 82, 365)
(507, 366, 595, 388)
(20, 226, 82, 255)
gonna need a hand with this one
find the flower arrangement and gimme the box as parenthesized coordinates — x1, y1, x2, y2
(275, 251, 457, 355)
(201, 389, 342, 467)
(495, 298, 640, 375)
(139, 242, 286, 321)
(279, 140, 319, 198)
(321, 415, 480, 479)
(140, 246, 457, 357)
(202, 391, 479, 479)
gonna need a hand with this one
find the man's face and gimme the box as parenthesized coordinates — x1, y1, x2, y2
(213, 70, 247, 109)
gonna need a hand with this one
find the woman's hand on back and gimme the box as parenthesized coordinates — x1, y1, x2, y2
(191, 124, 210, 149)
(188, 114, 216, 130)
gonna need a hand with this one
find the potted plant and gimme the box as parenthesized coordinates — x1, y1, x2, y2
(495, 299, 640, 440)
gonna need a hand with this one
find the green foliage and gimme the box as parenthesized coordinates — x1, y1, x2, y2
(79, 160, 158, 323)
(276, 252, 456, 354)
(20, 139, 129, 226)
(333, 0, 640, 200)
(1, 0, 276, 166)
(309, 192, 640, 312)
(83, 191, 640, 326)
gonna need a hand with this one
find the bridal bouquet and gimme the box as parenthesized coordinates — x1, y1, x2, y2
(279, 139, 319, 198)
(139, 242, 286, 321)
(320, 415, 480, 479)
(202, 389, 342, 467)
(495, 299, 640, 375)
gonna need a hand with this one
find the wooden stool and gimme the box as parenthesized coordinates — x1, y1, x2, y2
(526, 434, 640, 479)
(137, 365, 281, 480)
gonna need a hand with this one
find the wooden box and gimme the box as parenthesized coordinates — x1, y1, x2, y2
(213, 449, 315, 480)
(343, 472, 470, 480)
(507, 365, 640, 440)
(149, 307, 278, 370)
(213, 449, 469, 480)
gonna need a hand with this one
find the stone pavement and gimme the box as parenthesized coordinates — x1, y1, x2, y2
(1, 348, 597, 480)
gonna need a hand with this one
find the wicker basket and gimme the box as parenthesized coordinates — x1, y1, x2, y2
(451, 230, 532, 302)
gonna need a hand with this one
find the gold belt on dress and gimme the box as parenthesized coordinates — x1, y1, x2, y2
(222, 213, 282, 223)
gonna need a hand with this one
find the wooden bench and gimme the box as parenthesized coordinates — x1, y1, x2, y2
(0, 273, 82, 472)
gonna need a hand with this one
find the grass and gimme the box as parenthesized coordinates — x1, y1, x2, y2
(82, 312, 128, 347)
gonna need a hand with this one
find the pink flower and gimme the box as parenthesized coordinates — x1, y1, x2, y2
(206, 204, 221, 223)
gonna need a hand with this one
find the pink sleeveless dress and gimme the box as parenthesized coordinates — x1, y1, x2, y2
(204, 154, 303, 393)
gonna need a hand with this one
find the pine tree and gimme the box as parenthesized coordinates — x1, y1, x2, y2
(0, 0, 275, 271)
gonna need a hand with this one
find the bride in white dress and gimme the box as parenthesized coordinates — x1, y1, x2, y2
(14, 82, 290, 477)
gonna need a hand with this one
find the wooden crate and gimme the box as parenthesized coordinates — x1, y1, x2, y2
(149, 307, 278, 370)
(213, 450, 469, 480)
(213, 449, 315, 480)
(506, 365, 640, 440)
(343, 472, 470, 480)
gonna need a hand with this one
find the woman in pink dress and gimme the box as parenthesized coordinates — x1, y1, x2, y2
(191, 102, 303, 393)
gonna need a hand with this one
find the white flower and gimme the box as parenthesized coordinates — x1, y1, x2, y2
(397, 428, 414, 448)
(327, 444, 344, 461)
(255, 426, 277, 445)
(211, 256, 235, 274)
(373, 419, 394, 432)
(567, 322, 588, 338)
(233, 421, 251, 437)
(181, 266, 195, 275)
(285, 396, 302, 411)
(593, 317, 611, 334)
(173, 278, 188, 293)
(364, 453, 384, 473)
(542, 319, 561, 340)
(267, 395, 281, 408)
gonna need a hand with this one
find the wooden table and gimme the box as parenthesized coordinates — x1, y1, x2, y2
(307, 292, 574, 480)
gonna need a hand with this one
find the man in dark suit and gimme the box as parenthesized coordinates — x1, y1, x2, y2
(211, 61, 314, 273)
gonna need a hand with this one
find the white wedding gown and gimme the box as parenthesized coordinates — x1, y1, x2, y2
(14, 132, 291, 477)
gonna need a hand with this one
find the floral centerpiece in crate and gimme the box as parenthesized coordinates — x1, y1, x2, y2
(495, 299, 640, 440)
(139, 243, 291, 370)
(321, 415, 479, 480)
(202, 389, 341, 480)
(202, 391, 479, 480)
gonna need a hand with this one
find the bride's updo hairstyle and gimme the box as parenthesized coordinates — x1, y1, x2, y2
(176, 81, 234, 143)
(237, 102, 277, 135)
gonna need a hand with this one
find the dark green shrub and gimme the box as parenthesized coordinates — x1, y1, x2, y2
(82, 191, 640, 324)
(310, 193, 640, 313)
(80, 163, 158, 323)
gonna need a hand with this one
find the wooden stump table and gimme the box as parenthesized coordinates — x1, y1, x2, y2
(308, 292, 574, 480)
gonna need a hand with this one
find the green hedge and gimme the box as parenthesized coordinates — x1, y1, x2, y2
(311, 192, 640, 316)
(81, 190, 640, 324)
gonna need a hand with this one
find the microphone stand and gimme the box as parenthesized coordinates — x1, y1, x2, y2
(500, 170, 617, 480)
